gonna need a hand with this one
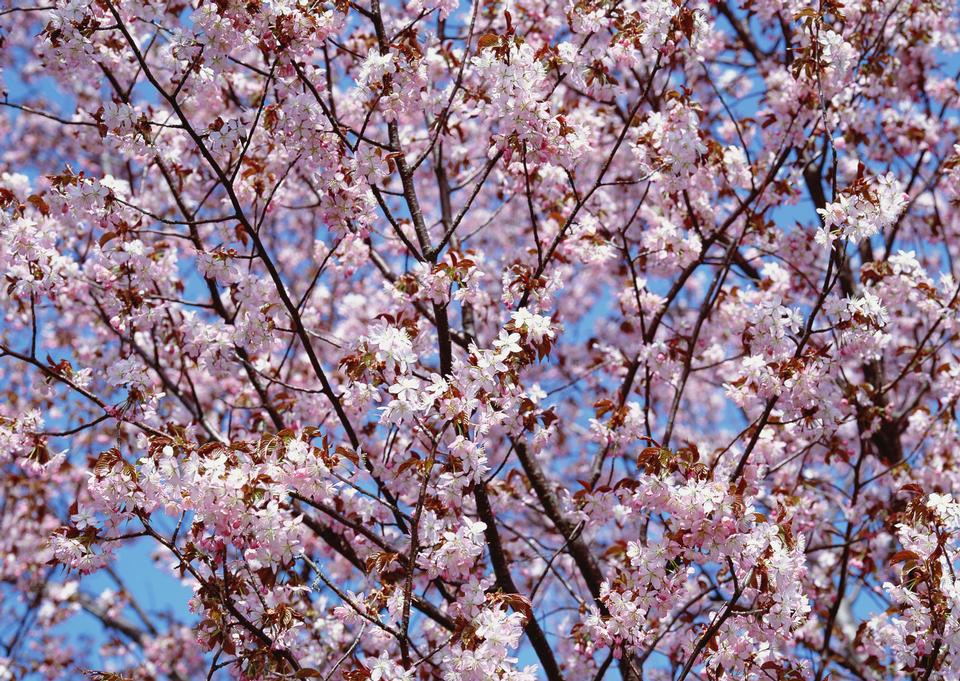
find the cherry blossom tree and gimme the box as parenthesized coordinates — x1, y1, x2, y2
(2, 0, 960, 678)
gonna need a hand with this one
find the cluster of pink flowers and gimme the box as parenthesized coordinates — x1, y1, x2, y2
(2, 0, 960, 678)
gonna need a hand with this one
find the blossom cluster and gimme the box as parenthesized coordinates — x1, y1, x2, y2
(1, 0, 960, 679)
